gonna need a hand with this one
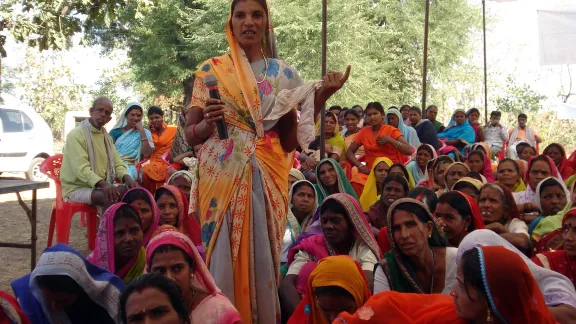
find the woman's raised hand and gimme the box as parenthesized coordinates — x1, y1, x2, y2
(317, 65, 352, 103)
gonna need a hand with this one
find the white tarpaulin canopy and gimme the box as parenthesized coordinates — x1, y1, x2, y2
(538, 10, 576, 65)
(556, 102, 576, 120)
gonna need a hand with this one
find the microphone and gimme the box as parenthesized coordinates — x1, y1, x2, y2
(204, 75, 228, 140)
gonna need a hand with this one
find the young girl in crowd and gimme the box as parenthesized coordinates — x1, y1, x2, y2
(406, 144, 437, 184)
(154, 185, 201, 245)
(436, 191, 484, 247)
(359, 157, 393, 211)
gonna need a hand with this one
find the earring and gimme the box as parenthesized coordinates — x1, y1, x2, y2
(486, 309, 492, 322)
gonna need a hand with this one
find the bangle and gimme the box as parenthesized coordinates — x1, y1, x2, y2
(140, 138, 147, 141)
(191, 124, 198, 140)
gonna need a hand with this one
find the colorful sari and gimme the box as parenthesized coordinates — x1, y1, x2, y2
(437, 109, 475, 154)
(11, 244, 125, 324)
(333, 292, 464, 324)
(406, 144, 438, 184)
(344, 131, 364, 156)
(418, 156, 455, 190)
(0, 291, 29, 324)
(110, 102, 154, 180)
(432, 119, 445, 134)
(308, 111, 346, 160)
(154, 185, 201, 246)
(385, 109, 420, 149)
(544, 143, 575, 179)
(288, 256, 371, 324)
(532, 208, 576, 289)
(87, 203, 146, 284)
(287, 194, 381, 294)
(529, 177, 570, 241)
(146, 227, 241, 324)
(468, 150, 495, 182)
(141, 123, 177, 192)
(359, 157, 394, 211)
(314, 159, 358, 204)
(457, 229, 576, 308)
(121, 187, 160, 246)
(381, 198, 450, 293)
(187, 2, 321, 321)
(467, 246, 556, 323)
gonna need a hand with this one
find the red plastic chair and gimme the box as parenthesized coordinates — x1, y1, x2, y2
(40, 154, 98, 250)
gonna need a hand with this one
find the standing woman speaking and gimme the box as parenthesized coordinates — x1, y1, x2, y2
(184, 0, 350, 322)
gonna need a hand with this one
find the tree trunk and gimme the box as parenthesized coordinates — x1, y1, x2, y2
(182, 75, 194, 110)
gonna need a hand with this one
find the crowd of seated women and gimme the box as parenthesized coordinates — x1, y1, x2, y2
(3, 102, 576, 324)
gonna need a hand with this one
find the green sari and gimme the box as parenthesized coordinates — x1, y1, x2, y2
(314, 158, 358, 204)
(382, 198, 449, 293)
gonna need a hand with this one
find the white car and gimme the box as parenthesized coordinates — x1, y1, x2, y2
(0, 103, 54, 181)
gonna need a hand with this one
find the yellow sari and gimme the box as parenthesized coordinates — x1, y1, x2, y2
(359, 157, 393, 211)
(188, 4, 309, 322)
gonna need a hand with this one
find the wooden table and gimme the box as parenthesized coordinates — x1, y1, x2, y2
(0, 179, 50, 270)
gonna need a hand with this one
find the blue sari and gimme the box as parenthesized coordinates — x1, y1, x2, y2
(438, 111, 475, 154)
(11, 244, 125, 324)
(111, 102, 154, 179)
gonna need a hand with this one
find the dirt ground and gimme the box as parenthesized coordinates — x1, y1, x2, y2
(0, 173, 90, 292)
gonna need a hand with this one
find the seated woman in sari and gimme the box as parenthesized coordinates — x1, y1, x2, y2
(458, 230, 576, 323)
(314, 159, 358, 204)
(154, 185, 201, 245)
(389, 163, 416, 189)
(342, 109, 364, 155)
(109, 102, 154, 180)
(374, 198, 457, 295)
(147, 227, 241, 324)
(347, 102, 414, 194)
(465, 108, 484, 143)
(451, 177, 483, 201)
(0, 290, 29, 324)
(119, 274, 190, 324)
(11, 244, 124, 324)
(438, 162, 470, 196)
(280, 194, 380, 317)
(514, 155, 561, 223)
(478, 183, 530, 253)
(167, 170, 194, 199)
(519, 144, 537, 162)
(385, 108, 420, 149)
(426, 105, 446, 134)
(287, 256, 371, 324)
(281, 180, 318, 277)
(532, 208, 576, 289)
(436, 191, 484, 247)
(544, 143, 575, 179)
(141, 106, 178, 194)
(466, 150, 495, 182)
(453, 245, 556, 323)
(418, 156, 454, 192)
(122, 187, 160, 246)
(359, 157, 393, 211)
(529, 177, 570, 241)
(437, 109, 475, 154)
(496, 158, 526, 193)
(406, 144, 437, 184)
(303, 111, 346, 162)
(87, 203, 145, 284)
(366, 175, 409, 235)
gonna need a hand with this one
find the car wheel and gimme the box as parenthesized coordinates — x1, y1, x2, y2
(27, 157, 48, 182)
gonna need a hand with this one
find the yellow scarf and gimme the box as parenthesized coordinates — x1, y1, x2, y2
(359, 157, 394, 211)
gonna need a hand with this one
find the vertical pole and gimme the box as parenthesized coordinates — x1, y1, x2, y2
(482, 0, 488, 124)
(31, 190, 37, 271)
(422, 0, 430, 109)
(320, 0, 327, 160)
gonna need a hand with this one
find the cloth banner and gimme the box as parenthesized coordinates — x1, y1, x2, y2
(538, 10, 576, 66)
(556, 102, 576, 120)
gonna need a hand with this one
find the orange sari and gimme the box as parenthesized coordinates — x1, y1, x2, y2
(187, 3, 310, 322)
(141, 123, 177, 193)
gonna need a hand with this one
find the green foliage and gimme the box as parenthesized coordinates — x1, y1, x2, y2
(495, 76, 547, 117)
(12, 49, 87, 139)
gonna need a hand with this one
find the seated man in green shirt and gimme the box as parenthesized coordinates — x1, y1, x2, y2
(61, 97, 137, 211)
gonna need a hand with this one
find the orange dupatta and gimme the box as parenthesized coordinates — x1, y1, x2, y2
(142, 123, 177, 181)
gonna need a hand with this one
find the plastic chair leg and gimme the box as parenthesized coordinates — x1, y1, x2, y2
(55, 209, 73, 245)
(46, 204, 56, 248)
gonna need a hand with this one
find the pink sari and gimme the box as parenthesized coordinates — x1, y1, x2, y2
(146, 227, 241, 324)
(87, 202, 146, 284)
(121, 187, 160, 246)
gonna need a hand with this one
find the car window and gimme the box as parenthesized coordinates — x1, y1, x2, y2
(0, 109, 24, 133)
(22, 112, 34, 131)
